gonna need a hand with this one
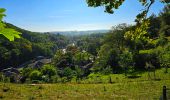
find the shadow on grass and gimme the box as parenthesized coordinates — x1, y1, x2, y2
(127, 75, 141, 79)
(154, 78, 161, 81)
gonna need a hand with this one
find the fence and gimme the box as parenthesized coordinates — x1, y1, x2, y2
(161, 86, 170, 100)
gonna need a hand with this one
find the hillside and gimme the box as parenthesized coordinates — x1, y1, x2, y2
(0, 23, 69, 69)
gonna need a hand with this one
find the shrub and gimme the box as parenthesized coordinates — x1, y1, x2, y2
(63, 67, 76, 81)
(41, 64, 57, 79)
(75, 65, 84, 80)
(101, 66, 112, 75)
(29, 70, 42, 81)
(50, 75, 59, 83)
(20, 67, 33, 83)
(158, 43, 170, 73)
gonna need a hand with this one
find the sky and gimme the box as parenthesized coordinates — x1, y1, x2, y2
(0, 0, 166, 32)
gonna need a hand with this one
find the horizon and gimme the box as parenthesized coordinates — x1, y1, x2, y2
(0, 0, 165, 32)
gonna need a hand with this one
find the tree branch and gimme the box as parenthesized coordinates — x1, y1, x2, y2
(145, 0, 155, 18)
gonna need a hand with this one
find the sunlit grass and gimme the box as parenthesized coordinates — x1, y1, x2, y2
(0, 68, 170, 100)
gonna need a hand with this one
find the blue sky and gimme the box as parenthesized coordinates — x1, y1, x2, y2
(0, 0, 165, 32)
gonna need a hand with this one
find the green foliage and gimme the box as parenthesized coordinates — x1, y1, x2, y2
(86, 0, 169, 16)
(75, 65, 84, 80)
(92, 24, 130, 73)
(53, 50, 65, 64)
(139, 49, 154, 54)
(159, 43, 170, 72)
(29, 70, 42, 81)
(136, 49, 159, 69)
(41, 64, 57, 78)
(93, 44, 115, 72)
(0, 8, 6, 20)
(73, 51, 92, 65)
(124, 20, 151, 50)
(159, 4, 170, 37)
(21, 67, 33, 78)
(62, 67, 76, 81)
(119, 50, 134, 76)
(0, 28, 21, 41)
(75, 33, 103, 56)
(0, 3, 170, 85)
(156, 33, 168, 46)
(101, 66, 112, 75)
(0, 23, 68, 69)
(0, 8, 21, 41)
(53, 49, 73, 68)
(0, 68, 170, 99)
(86, 0, 125, 14)
(106, 23, 128, 50)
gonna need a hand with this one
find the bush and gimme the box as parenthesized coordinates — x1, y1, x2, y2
(61, 77, 68, 83)
(41, 64, 57, 78)
(101, 66, 112, 75)
(158, 43, 170, 73)
(21, 67, 33, 78)
(75, 65, 84, 80)
(50, 75, 59, 83)
(29, 70, 42, 81)
(63, 67, 76, 81)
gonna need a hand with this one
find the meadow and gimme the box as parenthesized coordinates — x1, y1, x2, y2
(0, 68, 170, 100)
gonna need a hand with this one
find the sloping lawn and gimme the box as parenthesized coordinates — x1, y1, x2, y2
(0, 69, 170, 100)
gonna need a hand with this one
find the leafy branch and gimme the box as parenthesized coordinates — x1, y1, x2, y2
(0, 8, 21, 41)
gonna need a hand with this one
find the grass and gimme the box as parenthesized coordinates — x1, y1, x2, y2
(0, 68, 170, 100)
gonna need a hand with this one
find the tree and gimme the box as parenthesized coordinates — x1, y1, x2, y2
(148, 14, 161, 38)
(159, 4, 170, 37)
(105, 23, 128, 51)
(0, 8, 21, 41)
(124, 20, 151, 52)
(92, 44, 119, 73)
(73, 51, 92, 66)
(86, 0, 169, 36)
(118, 50, 134, 76)
(53, 50, 65, 64)
(86, 0, 169, 14)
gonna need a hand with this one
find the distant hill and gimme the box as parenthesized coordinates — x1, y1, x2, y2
(51, 29, 110, 36)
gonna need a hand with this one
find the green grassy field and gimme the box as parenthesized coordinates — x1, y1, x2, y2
(0, 69, 170, 100)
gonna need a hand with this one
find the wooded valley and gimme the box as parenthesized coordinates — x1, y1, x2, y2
(0, 1, 170, 100)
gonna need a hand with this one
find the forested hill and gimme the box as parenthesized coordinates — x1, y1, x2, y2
(0, 23, 69, 69)
(51, 30, 109, 37)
